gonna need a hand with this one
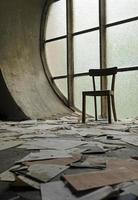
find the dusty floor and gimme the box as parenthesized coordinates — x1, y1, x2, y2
(0, 115, 138, 200)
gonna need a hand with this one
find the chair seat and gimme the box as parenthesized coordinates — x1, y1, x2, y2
(83, 90, 114, 96)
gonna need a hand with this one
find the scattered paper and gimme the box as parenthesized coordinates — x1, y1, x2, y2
(0, 141, 24, 151)
(41, 181, 114, 200)
(18, 139, 86, 150)
(18, 150, 72, 162)
(28, 164, 68, 182)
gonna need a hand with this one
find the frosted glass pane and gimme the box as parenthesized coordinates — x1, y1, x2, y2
(115, 72, 138, 119)
(74, 31, 100, 73)
(107, 0, 138, 23)
(107, 21, 138, 67)
(73, 0, 99, 32)
(107, 22, 138, 118)
(55, 78, 68, 98)
(45, 39, 67, 76)
(74, 77, 101, 117)
(45, 0, 66, 40)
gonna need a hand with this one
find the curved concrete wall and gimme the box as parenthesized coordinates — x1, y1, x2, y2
(0, 0, 71, 120)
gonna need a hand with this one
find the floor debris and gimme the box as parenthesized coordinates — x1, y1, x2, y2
(0, 140, 24, 151)
(0, 191, 28, 200)
(121, 135, 138, 146)
(18, 138, 86, 150)
(113, 193, 138, 200)
(63, 165, 138, 191)
(120, 182, 138, 196)
(70, 161, 106, 169)
(107, 159, 138, 170)
(40, 181, 115, 200)
(23, 154, 81, 166)
(82, 145, 107, 154)
(0, 169, 16, 182)
(18, 150, 73, 162)
(0, 115, 138, 200)
(27, 164, 68, 182)
(16, 174, 40, 189)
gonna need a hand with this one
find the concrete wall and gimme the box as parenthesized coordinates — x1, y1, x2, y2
(0, 0, 70, 120)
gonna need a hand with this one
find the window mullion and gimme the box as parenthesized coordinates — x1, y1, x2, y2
(66, 0, 74, 107)
(99, 0, 107, 118)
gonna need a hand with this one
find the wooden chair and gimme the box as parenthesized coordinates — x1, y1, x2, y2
(82, 67, 118, 124)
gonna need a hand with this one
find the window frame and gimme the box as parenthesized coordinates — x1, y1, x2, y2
(40, 0, 138, 117)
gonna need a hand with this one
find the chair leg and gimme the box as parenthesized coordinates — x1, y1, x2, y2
(94, 96, 98, 121)
(111, 95, 117, 121)
(82, 93, 86, 123)
(107, 95, 112, 124)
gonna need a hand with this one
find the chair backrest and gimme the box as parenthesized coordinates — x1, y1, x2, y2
(89, 67, 118, 91)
